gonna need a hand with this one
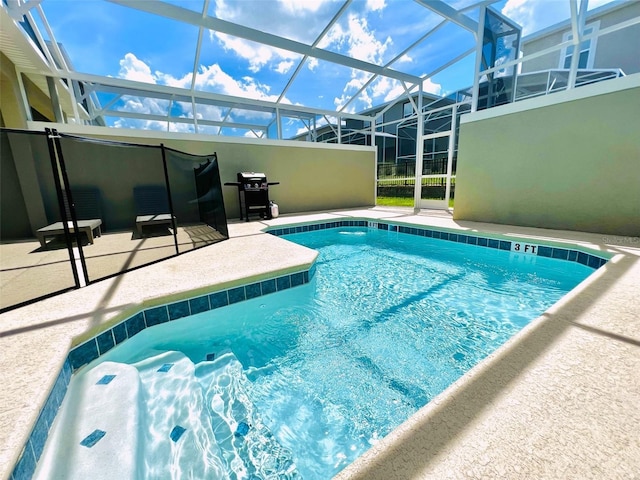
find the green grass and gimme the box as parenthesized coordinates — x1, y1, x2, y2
(376, 197, 455, 208)
(376, 196, 414, 207)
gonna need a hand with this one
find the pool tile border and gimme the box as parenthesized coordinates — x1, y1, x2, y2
(67, 268, 314, 372)
(268, 219, 609, 271)
(12, 218, 609, 480)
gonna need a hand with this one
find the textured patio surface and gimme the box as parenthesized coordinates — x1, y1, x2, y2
(1, 207, 638, 480)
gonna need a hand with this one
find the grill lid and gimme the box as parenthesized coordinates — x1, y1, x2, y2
(238, 172, 268, 191)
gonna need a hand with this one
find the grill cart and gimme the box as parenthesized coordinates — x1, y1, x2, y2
(225, 172, 279, 221)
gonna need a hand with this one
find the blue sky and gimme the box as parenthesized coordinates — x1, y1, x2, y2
(37, 0, 617, 136)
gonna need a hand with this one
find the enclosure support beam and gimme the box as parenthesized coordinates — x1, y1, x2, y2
(471, 5, 486, 112)
(444, 104, 458, 208)
(413, 85, 425, 211)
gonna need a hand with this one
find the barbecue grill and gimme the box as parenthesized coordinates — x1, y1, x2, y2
(224, 172, 279, 221)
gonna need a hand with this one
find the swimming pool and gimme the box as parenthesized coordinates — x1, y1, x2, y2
(32, 223, 601, 479)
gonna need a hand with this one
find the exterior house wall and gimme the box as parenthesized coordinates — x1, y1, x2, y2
(592, 3, 640, 73)
(521, 2, 640, 75)
(453, 74, 640, 237)
(521, 32, 563, 73)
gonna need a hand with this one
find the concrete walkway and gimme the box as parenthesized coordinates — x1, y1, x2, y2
(1, 208, 638, 480)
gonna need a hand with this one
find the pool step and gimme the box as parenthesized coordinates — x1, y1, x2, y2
(195, 350, 300, 478)
(132, 350, 230, 479)
(33, 361, 143, 480)
(33, 350, 299, 479)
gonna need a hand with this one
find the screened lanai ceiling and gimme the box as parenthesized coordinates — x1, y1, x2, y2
(0, 0, 618, 139)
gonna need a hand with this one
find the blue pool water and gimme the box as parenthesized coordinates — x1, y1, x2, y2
(36, 227, 596, 479)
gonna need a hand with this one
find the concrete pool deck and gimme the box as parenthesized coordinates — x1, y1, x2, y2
(1, 207, 638, 480)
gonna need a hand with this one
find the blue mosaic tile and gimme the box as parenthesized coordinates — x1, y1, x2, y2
(303, 270, 309, 283)
(453, 352, 465, 362)
(598, 257, 607, 268)
(145, 306, 169, 326)
(209, 291, 229, 309)
(568, 250, 578, 262)
(477, 237, 488, 247)
(168, 301, 190, 321)
(537, 246, 553, 257)
(424, 229, 433, 238)
(125, 312, 145, 338)
(457, 234, 467, 243)
(432, 230, 441, 239)
(488, 239, 500, 249)
(466, 235, 478, 245)
(96, 375, 116, 385)
(276, 275, 291, 291)
(499, 241, 511, 251)
(69, 340, 99, 370)
(189, 295, 210, 314)
(112, 323, 127, 344)
(235, 421, 250, 437)
(378, 223, 389, 230)
(11, 443, 35, 480)
(41, 390, 60, 429)
(449, 233, 458, 242)
(260, 278, 277, 295)
(291, 272, 305, 287)
(96, 330, 114, 355)
(80, 429, 106, 448)
(62, 359, 72, 385)
(552, 248, 568, 260)
(170, 426, 186, 442)
(157, 363, 174, 373)
(51, 365, 69, 406)
(588, 255, 601, 269)
(30, 412, 49, 461)
(389, 225, 397, 232)
(309, 264, 317, 280)
(577, 251, 589, 265)
(245, 282, 262, 299)
(228, 286, 245, 304)
(442, 232, 451, 241)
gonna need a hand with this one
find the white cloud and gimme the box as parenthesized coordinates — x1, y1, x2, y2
(210, 0, 334, 73)
(279, 0, 334, 14)
(382, 78, 440, 103)
(213, 32, 297, 73)
(307, 57, 319, 71)
(423, 78, 442, 96)
(118, 53, 156, 84)
(195, 64, 278, 101)
(113, 53, 292, 133)
(320, 12, 397, 111)
(320, 14, 391, 64)
(366, 0, 386, 12)
(275, 60, 295, 74)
